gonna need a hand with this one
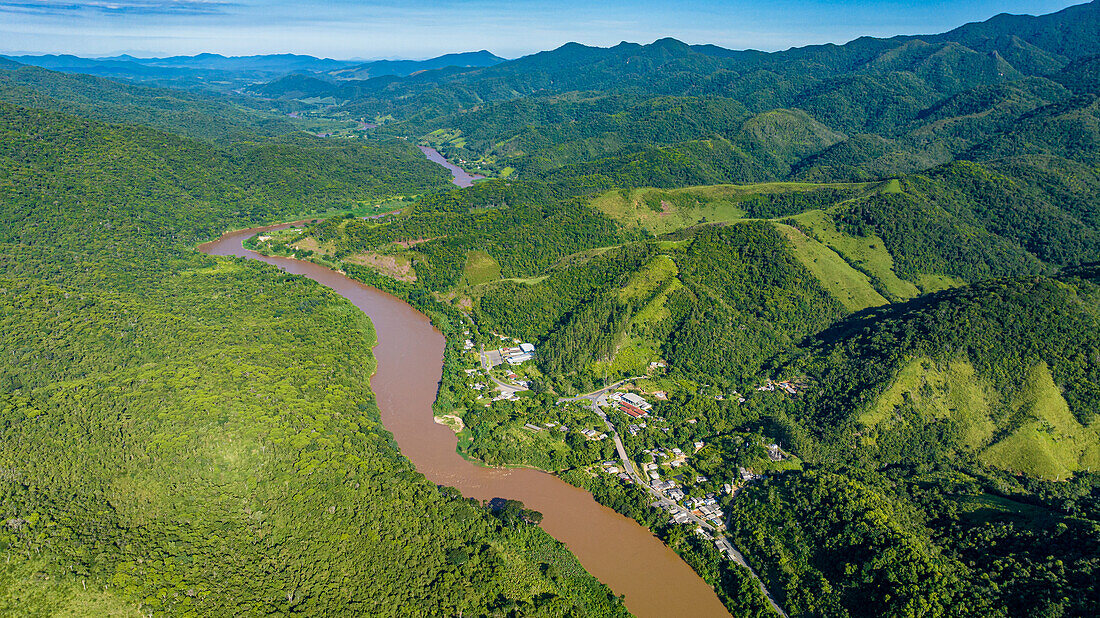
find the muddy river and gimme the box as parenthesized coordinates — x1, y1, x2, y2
(198, 225, 731, 617)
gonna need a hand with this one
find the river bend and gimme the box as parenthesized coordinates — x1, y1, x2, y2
(198, 225, 731, 618)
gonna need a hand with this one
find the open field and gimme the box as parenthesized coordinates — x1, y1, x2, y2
(460, 250, 502, 287)
(788, 209, 921, 301)
(775, 222, 887, 312)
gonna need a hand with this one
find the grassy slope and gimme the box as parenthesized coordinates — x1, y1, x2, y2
(980, 362, 1100, 480)
(861, 356, 999, 448)
(775, 222, 888, 311)
(589, 182, 865, 235)
(856, 356, 1100, 481)
(589, 187, 745, 235)
(459, 250, 503, 287)
(788, 209, 923, 300)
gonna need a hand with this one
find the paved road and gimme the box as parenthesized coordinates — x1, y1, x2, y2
(560, 391, 789, 618)
(478, 345, 531, 393)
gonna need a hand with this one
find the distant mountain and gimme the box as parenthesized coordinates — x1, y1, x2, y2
(1, 53, 270, 91)
(0, 50, 507, 93)
(259, 0, 1096, 190)
(0, 63, 305, 144)
(328, 50, 507, 80)
(3, 54, 176, 76)
(109, 52, 356, 73)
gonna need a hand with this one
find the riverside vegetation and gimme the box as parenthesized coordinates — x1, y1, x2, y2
(5, 2, 1100, 616)
(0, 102, 628, 615)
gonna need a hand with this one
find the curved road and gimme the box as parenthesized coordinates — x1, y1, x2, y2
(561, 384, 789, 618)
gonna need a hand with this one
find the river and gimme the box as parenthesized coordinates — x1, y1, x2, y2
(419, 145, 486, 187)
(197, 225, 732, 618)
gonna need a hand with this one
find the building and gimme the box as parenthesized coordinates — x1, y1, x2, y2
(766, 444, 785, 461)
(621, 393, 651, 410)
(619, 402, 647, 418)
(502, 342, 536, 365)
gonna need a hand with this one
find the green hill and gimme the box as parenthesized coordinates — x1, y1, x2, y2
(0, 102, 625, 615)
(783, 267, 1100, 474)
(0, 64, 314, 145)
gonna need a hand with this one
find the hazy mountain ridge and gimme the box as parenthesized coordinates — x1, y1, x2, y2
(2, 3, 1100, 616)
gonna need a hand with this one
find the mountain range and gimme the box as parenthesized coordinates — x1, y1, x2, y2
(1, 2, 1099, 617)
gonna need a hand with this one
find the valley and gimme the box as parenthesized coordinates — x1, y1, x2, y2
(3, 2, 1100, 616)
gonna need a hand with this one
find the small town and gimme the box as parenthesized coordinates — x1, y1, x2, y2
(450, 322, 796, 607)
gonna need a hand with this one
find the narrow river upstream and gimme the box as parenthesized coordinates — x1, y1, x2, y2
(197, 225, 732, 618)
(419, 145, 486, 187)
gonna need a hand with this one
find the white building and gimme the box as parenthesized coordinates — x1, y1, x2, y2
(621, 393, 651, 410)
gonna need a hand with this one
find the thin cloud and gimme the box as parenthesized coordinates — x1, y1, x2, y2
(0, 0, 233, 15)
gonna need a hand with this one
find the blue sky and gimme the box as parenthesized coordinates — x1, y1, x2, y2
(0, 0, 1087, 59)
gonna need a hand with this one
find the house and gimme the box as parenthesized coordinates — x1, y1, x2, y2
(502, 342, 536, 365)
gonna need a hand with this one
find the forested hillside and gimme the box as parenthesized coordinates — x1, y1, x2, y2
(0, 63, 315, 144)
(722, 268, 1100, 617)
(0, 102, 626, 615)
(242, 2, 1100, 187)
(5, 1, 1100, 616)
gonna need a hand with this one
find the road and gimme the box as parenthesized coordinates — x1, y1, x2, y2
(559, 389, 789, 618)
(479, 343, 528, 393)
(470, 333, 789, 616)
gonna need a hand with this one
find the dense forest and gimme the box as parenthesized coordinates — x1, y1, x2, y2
(4, 2, 1100, 616)
(0, 101, 627, 615)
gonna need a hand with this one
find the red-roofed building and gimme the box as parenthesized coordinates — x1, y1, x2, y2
(619, 402, 647, 418)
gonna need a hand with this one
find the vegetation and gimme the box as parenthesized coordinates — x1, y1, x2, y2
(7, 2, 1100, 615)
(0, 102, 627, 615)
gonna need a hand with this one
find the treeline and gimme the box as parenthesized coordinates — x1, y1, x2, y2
(0, 63, 303, 145)
(0, 101, 628, 614)
(0, 102, 451, 268)
(312, 180, 634, 290)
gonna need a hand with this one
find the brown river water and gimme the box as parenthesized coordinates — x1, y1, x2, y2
(198, 225, 731, 618)
(419, 145, 486, 187)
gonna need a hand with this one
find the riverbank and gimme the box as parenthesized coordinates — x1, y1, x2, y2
(418, 145, 486, 187)
(199, 225, 734, 618)
(244, 217, 779, 617)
